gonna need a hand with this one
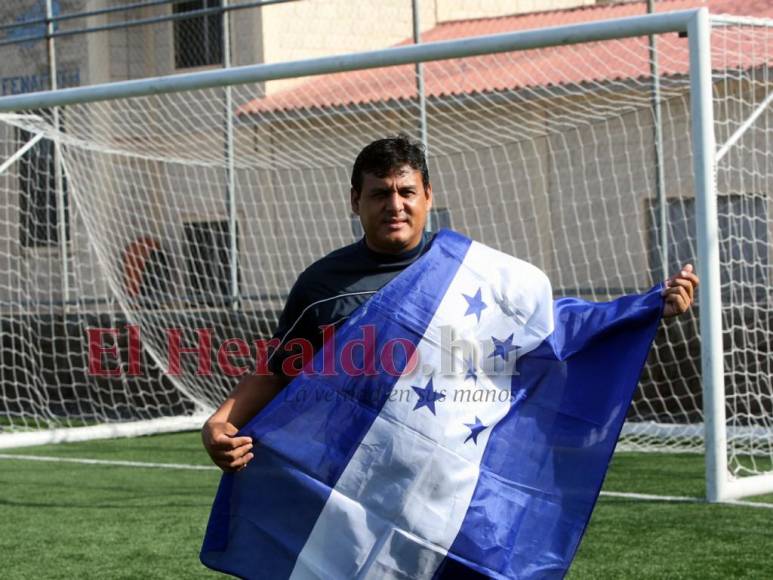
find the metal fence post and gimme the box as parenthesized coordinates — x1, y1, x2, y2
(223, 0, 239, 310)
(648, 0, 668, 281)
(46, 0, 70, 311)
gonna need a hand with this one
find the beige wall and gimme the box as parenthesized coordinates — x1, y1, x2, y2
(259, 0, 436, 94)
(259, 0, 594, 94)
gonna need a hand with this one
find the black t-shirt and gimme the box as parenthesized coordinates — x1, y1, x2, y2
(268, 232, 434, 376)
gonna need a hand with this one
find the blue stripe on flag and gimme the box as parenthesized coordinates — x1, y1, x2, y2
(438, 288, 663, 579)
(201, 230, 472, 578)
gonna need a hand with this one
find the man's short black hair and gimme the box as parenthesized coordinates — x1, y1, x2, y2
(350, 135, 430, 192)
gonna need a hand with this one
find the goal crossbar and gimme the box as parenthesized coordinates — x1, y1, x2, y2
(0, 9, 702, 113)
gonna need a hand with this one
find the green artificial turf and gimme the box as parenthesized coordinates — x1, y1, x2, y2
(1, 433, 771, 579)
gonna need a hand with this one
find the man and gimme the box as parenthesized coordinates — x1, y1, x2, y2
(202, 134, 699, 472)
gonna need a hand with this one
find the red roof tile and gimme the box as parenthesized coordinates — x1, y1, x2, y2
(237, 0, 773, 116)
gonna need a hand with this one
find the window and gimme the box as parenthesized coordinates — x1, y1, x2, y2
(18, 125, 69, 248)
(183, 220, 238, 304)
(173, 0, 223, 69)
(649, 195, 768, 301)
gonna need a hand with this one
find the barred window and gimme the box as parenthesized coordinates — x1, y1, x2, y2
(183, 220, 238, 304)
(18, 124, 69, 248)
(173, 0, 223, 69)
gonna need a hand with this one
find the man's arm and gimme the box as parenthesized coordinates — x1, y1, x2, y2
(202, 372, 288, 472)
(203, 273, 308, 471)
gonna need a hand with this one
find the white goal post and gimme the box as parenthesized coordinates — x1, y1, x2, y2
(0, 8, 770, 503)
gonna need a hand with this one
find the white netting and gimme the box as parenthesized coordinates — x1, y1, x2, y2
(0, 17, 770, 484)
(711, 18, 773, 479)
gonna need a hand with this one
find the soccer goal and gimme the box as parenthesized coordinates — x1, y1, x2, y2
(0, 8, 770, 502)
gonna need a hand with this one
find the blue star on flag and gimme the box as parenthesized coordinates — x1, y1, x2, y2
(464, 416, 488, 445)
(488, 334, 519, 361)
(464, 355, 478, 384)
(463, 288, 487, 323)
(412, 377, 445, 415)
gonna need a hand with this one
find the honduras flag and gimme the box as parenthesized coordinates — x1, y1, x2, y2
(201, 229, 663, 579)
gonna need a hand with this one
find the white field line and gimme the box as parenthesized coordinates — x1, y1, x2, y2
(600, 490, 773, 509)
(0, 453, 218, 471)
(2, 453, 772, 509)
(601, 490, 701, 503)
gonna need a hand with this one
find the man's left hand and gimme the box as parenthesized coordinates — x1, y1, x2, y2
(662, 264, 700, 318)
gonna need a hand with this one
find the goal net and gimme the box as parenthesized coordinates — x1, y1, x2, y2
(0, 11, 770, 499)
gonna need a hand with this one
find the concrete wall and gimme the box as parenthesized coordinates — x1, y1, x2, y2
(0, 0, 586, 309)
(0, 0, 770, 310)
(224, 82, 770, 302)
(259, 0, 594, 94)
(4, 80, 769, 308)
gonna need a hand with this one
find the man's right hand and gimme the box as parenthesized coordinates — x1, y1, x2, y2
(201, 372, 287, 471)
(202, 420, 254, 472)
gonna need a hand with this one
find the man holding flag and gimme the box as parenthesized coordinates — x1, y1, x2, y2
(200, 135, 698, 578)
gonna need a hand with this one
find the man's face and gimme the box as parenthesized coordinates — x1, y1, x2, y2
(351, 164, 432, 254)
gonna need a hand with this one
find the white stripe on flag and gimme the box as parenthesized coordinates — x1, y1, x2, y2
(290, 242, 553, 579)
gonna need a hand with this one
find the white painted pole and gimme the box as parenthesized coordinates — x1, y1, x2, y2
(412, 0, 428, 153)
(0, 9, 701, 112)
(411, 0, 432, 234)
(46, 0, 70, 310)
(223, 0, 239, 311)
(648, 0, 668, 280)
(719, 472, 773, 501)
(688, 8, 727, 503)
